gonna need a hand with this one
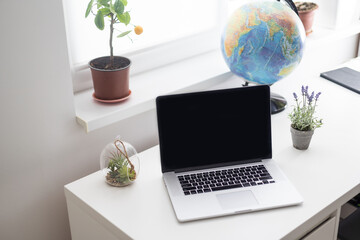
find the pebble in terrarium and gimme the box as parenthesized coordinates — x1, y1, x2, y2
(100, 138, 140, 187)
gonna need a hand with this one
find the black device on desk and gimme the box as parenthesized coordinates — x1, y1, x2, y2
(320, 67, 360, 94)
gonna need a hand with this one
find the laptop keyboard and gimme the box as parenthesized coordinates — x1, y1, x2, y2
(178, 165, 275, 195)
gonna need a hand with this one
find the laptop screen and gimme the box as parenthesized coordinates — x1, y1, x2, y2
(156, 85, 272, 173)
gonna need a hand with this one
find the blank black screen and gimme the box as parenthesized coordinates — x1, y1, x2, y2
(156, 86, 272, 173)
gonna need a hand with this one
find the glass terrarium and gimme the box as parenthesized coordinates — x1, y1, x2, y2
(100, 138, 140, 187)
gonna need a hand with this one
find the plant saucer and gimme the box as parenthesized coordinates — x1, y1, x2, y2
(92, 90, 131, 103)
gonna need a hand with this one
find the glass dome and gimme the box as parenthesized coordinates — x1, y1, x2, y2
(100, 138, 140, 187)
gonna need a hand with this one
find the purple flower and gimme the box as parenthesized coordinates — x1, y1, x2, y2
(301, 85, 309, 96)
(315, 92, 321, 100)
(293, 92, 298, 100)
(307, 91, 314, 103)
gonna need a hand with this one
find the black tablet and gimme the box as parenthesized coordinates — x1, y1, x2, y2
(320, 67, 360, 94)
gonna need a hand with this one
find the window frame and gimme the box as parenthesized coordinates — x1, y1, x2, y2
(63, 0, 228, 93)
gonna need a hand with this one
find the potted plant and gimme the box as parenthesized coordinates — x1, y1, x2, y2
(289, 86, 323, 150)
(85, 0, 143, 102)
(295, 2, 319, 36)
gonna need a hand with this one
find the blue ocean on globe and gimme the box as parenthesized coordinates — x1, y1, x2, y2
(221, 1, 306, 85)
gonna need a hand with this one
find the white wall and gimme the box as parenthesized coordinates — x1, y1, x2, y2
(0, 1, 158, 240)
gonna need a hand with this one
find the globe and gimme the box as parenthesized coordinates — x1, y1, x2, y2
(221, 1, 306, 85)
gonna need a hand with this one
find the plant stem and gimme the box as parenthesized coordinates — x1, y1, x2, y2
(109, 13, 114, 67)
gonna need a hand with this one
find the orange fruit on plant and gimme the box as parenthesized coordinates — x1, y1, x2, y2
(134, 26, 143, 35)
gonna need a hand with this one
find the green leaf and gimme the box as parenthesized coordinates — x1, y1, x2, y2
(99, 8, 111, 16)
(117, 30, 132, 37)
(119, 0, 127, 6)
(98, 0, 110, 7)
(117, 12, 130, 25)
(114, 0, 124, 15)
(109, 0, 115, 15)
(95, 10, 105, 30)
(85, 0, 94, 18)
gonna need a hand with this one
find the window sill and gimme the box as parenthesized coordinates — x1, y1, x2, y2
(307, 21, 360, 48)
(74, 21, 360, 132)
(75, 50, 232, 132)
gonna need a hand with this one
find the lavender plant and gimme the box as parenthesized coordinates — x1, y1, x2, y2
(289, 85, 323, 131)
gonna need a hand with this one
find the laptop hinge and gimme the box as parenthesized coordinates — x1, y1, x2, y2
(173, 158, 262, 173)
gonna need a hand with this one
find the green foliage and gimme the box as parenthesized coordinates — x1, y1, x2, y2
(85, 0, 132, 34)
(117, 30, 132, 38)
(85, 0, 94, 17)
(85, 0, 135, 60)
(95, 10, 105, 30)
(107, 151, 136, 184)
(289, 86, 323, 131)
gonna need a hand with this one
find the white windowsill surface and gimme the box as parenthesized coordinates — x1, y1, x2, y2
(75, 50, 232, 132)
(307, 21, 360, 47)
(74, 21, 360, 132)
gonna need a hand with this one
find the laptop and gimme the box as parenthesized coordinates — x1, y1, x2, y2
(156, 85, 303, 222)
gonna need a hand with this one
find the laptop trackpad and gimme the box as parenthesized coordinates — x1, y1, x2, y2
(216, 190, 259, 210)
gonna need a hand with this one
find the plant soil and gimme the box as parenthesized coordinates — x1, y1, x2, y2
(295, 2, 318, 12)
(90, 56, 131, 70)
(105, 170, 136, 187)
(106, 173, 131, 187)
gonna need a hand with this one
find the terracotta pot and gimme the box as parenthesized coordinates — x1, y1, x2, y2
(89, 56, 131, 101)
(296, 2, 319, 36)
(290, 126, 314, 150)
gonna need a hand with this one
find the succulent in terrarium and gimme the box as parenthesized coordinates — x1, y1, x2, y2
(100, 139, 140, 187)
(106, 150, 136, 185)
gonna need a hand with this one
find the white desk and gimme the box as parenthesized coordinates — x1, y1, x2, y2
(65, 58, 360, 240)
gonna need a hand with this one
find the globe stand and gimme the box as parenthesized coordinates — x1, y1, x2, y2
(270, 92, 287, 114)
(242, 81, 286, 114)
